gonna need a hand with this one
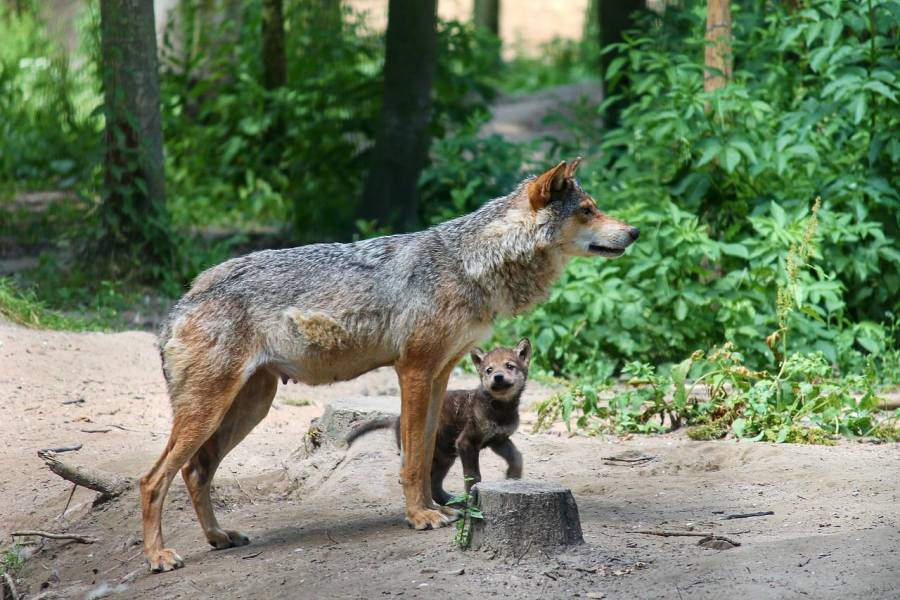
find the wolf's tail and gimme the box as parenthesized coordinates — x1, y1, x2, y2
(346, 416, 401, 448)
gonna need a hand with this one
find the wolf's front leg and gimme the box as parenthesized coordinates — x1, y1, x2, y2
(396, 363, 459, 529)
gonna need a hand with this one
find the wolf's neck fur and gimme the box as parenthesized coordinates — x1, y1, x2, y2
(436, 184, 570, 317)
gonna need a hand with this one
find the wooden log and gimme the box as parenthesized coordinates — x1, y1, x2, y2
(37, 450, 133, 500)
(304, 396, 400, 452)
(469, 480, 583, 556)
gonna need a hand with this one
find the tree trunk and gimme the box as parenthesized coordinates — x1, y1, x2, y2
(473, 0, 499, 36)
(704, 0, 732, 93)
(357, 0, 438, 231)
(468, 480, 584, 555)
(598, 0, 644, 130)
(262, 0, 286, 90)
(97, 0, 172, 270)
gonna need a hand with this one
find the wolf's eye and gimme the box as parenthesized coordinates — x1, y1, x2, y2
(485, 367, 493, 374)
(506, 362, 516, 370)
(581, 206, 593, 217)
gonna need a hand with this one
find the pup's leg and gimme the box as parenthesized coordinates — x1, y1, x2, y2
(430, 453, 456, 506)
(181, 369, 277, 550)
(457, 435, 482, 493)
(490, 438, 523, 479)
(140, 371, 245, 572)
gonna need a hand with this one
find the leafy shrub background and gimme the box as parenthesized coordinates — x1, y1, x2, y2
(0, 0, 897, 442)
(498, 0, 899, 384)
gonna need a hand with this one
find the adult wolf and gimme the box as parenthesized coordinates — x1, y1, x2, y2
(141, 158, 639, 572)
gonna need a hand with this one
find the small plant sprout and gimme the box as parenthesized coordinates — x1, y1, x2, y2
(450, 478, 484, 550)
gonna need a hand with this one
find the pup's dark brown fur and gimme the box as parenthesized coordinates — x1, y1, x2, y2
(348, 339, 531, 504)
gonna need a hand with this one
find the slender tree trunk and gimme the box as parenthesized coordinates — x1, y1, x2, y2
(704, 0, 732, 93)
(262, 0, 286, 90)
(598, 0, 644, 130)
(473, 0, 499, 36)
(97, 0, 171, 269)
(358, 0, 438, 231)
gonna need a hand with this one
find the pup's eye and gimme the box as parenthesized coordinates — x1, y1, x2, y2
(506, 362, 516, 370)
(581, 206, 593, 217)
(485, 367, 493, 374)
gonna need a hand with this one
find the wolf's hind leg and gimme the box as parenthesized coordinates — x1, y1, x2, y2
(140, 371, 246, 573)
(181, 369, 278, 550)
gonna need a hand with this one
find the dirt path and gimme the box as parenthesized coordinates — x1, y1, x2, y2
(1, 320, 898, 599)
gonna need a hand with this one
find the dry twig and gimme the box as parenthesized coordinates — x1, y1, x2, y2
(40, 443, 83, 454)
(2, 572, 18, 600)
(11, 530, 97, 544)
(626, 529, 740, 546)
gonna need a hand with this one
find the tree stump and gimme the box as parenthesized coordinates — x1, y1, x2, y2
(469, 480, 583, 555)
(303, 395, 400, 453)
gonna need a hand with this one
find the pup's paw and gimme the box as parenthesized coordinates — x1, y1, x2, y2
(437, 505, 462, 520)
(147, 548, 184, 573)
(406, 507, 459, 530)
(208, 528, 251, 549)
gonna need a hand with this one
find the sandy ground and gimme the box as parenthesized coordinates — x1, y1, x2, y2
(1, 320, 899, 600)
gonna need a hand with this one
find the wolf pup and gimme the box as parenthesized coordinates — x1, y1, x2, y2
(141, 158, 638, 572)
(347, 339, 531, 505)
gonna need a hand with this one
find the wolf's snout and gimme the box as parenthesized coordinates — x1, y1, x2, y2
(493, 373, 505, 384)
(628, 227, 640, 241)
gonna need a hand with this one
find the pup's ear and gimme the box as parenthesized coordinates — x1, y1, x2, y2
(470, 348, 486, 369)
(515, 338, 532, 366)
(528, 161, 568, 211)
(565, 156, 583, 179)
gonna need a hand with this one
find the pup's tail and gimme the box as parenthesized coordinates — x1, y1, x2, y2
(345, 416, 400, 448)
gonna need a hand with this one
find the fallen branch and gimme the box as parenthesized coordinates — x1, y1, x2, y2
(11, 530, 97, 544)
(626, 529, 741, 546)
(722, 511, 773, 520)
(2, 571, 18, 600)
(40, 443, 83, 454)
(37, 450, 133, 500)
(879, 397, 900, 411)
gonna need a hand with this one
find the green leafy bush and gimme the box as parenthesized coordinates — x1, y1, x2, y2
(504, 0, 899, 382)
(162, 5, 501, 240)
(0, 6, 101, 189)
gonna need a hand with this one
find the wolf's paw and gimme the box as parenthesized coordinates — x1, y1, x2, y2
(406, 507, 460, 530)
(147, 548, 184, 573)
(208, 528, 251, 549)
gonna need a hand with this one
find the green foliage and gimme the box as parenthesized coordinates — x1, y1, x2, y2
(420, 111, 536, 224)
(500, 37, 602, 95)
(536, 343, 899, 444)
(1, 546, 23, 578)
(162, 5, 500, 239)
(0, 6, 101, 188)
(450, 480, 484, 550)
(504, 0, 899, 382)
(533, 198, 899, 443)
(0, 277, 89, 329)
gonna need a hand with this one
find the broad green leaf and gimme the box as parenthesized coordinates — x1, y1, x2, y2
(721, 243, 749, 259)
(722, 147, 741, 173)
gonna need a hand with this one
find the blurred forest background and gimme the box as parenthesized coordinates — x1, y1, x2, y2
(1, 0, 898, 441)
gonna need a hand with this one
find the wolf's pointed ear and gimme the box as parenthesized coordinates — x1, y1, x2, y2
(470, 348, 486, 369)
(565, 156, 583, 179)
(528, 161, 568, 211)
(515, 338, 532, 366)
